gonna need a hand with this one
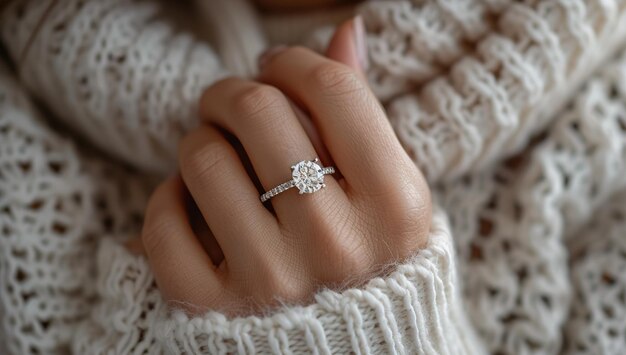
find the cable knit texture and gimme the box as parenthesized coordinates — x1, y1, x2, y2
(2, 0, 626, 354)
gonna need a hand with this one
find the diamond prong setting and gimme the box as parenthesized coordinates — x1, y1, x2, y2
(260, 159, 336, 202)
(292, 160, 325, 194)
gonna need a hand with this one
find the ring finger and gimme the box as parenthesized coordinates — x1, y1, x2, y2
(200, 77, 341, 217)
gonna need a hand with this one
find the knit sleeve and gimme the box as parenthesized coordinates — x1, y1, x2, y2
(156, 208, 484, 354)
(0, 0, 228, 175)
(74, 208, 484, 354)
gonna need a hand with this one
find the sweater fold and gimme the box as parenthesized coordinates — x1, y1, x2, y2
(78, 210, 485, 354)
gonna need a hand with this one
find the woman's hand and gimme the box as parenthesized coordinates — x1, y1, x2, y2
(141, 28, 431, 316)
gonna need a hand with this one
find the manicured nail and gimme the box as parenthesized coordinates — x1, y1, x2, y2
(353, 15, 369, 71)
(258, 45, 288, 70)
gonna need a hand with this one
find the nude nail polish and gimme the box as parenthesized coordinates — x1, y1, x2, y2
(353, 15, 369, 71)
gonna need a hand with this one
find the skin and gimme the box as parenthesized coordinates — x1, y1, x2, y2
(141, 18, 432, 316)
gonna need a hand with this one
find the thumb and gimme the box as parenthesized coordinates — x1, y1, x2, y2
(325, 15, 369, 75)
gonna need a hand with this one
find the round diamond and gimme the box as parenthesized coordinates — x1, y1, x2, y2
(292, 160, 324, 194)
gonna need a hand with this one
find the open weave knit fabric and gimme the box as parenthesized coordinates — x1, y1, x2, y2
(2, 0, 626, 354)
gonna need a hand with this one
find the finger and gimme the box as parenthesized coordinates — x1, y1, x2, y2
(322, 16, 368, 177)
(188, 199, 224, 266)
(141, 176, 223, 309)
(178, 124, 278, 259)
(199, 77, 342, 212)
(287, 100, 333, 167)
(252, 16, 366, 180)
(128, 212, 225, 265)
(325, 16, 368, 74)
(259, 47, 410, 195)
(200, 77, 316, 189)
(258, 49, 333, 167)
(124, 236, 145, 255)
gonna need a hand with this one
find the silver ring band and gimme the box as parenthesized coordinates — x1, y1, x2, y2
(260, 159, 335, 202)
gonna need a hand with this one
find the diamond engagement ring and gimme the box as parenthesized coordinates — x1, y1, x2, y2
(260, 159, 335, 202)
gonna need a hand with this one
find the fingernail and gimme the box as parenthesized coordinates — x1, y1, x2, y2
(258, 45, 288, 70)
(353, 15, 369, 71)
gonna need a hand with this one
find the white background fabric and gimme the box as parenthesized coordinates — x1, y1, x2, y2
(1, 0, 626, 353)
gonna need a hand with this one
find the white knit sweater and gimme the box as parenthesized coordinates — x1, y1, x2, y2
(1, 0, 626, 354)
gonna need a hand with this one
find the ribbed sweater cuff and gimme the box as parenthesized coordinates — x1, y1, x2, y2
(158, 209, 485, 354)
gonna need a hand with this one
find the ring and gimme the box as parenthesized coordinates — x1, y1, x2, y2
(260, 158, 335, 202)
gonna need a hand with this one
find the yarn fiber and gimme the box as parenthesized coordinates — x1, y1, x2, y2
(2, 0, 626, 354)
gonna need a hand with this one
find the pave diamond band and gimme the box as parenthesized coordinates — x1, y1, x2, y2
(260, 159, 335, 202)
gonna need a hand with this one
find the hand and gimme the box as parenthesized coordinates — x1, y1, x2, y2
(141, 19, 432, 315)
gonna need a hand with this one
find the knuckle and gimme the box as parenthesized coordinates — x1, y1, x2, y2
(309, 62, 364, 97)
(279, 46, 313, 61)
(328, 243, 371, 280)
(387, 178, 432, 253)
(286, 46, 312, 55)
(141, 225, 165, 258)
(232, 84, 285, 119)
(177, 133, 195, 161)
(142, 212, 177, 258)
(179, 277, 225, 308)
(306, 207, 372, 279)
(254, 258, 309, 303)
(268, 275, 308, 302)
(164, 274, 225, 312)
(357, 163, 432, 258)
(200, 77, 238, 115)
(394, 203, 431, 255)
(262, 46, 311, 69)
(183, 138, 231, 184)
